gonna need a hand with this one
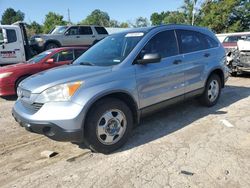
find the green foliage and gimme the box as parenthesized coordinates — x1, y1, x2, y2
(26, 21, 43, 37)
(80, 9, 110, 27)
(151, 0, 250, 33)
(131, 17, 150, 28)
(43, 12, 67, 33)
(1, 8, 25, 25)
(120, 22, 129, 28)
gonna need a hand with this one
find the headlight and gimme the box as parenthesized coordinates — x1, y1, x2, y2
(0, 72, 13, 79)
(34, 37, 45, 46)
(35, 81, 83, 103)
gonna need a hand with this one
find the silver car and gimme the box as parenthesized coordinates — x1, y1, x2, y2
(13, 25, 229, 153)
(30, 25, 108, 53)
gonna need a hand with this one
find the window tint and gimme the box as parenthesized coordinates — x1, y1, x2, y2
(224, 36, 245, 42)
(95, 27, 108, 35)
(79, 26, 93, 35)
(205, 35, 218, 48)
(177, 30, 211, 53)
(74, 49, 86, 59)
(57, 50, 74, 62)
(6, 29, 17, 43)
(66, 27, 79, 35)
(0, 28, 3, 42)
(141, 30, 178, 58)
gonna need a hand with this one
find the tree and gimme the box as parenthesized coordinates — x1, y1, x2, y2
(1, 8, 25, 25)
(120, 22, 129, 28)
(43, 12, 67, 33)
(131, 17, 150, 28)
(80, 9, 110, 27)
(199, 0, 250, 33)
(109, 20, 119, 27)
(163, 11, 186, 24)
(151, 12, 165, 25)
(26, 21, 43, 37)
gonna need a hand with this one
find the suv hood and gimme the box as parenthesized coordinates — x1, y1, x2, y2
(19, 65, 112, 93)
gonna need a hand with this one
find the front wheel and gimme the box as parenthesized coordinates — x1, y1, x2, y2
(84, 98, 133, 154)
(199, 74, 222, 107)
(45, 43, 58, 50)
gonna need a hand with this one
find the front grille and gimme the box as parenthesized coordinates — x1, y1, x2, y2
(21, 100, 44, 112)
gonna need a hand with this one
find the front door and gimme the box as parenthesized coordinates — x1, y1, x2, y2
(135, 30, 185, 109)
(0, 27, 24, 64)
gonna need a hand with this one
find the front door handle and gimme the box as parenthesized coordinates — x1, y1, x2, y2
(76, 36, 80, 38)
(173, 59, 182, 65)
(2, 44, 4, 49)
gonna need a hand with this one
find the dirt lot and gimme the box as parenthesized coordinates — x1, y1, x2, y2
(0, 76, 250, 188)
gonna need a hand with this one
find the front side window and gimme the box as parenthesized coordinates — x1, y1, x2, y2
(6, 29, 17, 43)
(73, 32, 144, 66)
(65, 27, 79, 35)
(140, 30, 178, 59)
(176, 30, 209, 53)
(79, 26, 93, 35)
(57, 50, 74, 62)
(50, 26, 68, 34)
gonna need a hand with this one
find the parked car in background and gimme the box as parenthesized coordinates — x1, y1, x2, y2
(30, 25, 108, 53)
(222, 34, 250, 50)
(0, 47, 86, 96)
(13, 25, 228, 154)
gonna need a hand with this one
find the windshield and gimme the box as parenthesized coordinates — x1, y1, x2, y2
(27, 50, 53, 63)
(73, 32, 145, 66)
(49, 26, 68, 34)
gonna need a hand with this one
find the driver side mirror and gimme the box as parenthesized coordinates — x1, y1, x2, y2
(46, 58, 54, 64)
(136, 53, 161, 65)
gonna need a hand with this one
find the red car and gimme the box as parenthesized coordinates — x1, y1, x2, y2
(0, 47, 87, 96)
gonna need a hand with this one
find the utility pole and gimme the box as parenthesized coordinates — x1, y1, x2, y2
(67, 8, 71, 25)
(192, 0, 197, 25)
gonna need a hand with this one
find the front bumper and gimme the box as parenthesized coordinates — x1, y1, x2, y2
(12, 99, 86, 142)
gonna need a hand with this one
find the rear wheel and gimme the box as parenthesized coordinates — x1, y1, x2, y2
(199, 74, 222, 107)
(84, 98, 133, 154)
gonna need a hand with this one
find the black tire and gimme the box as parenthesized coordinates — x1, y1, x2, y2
(45, 42, 59, 50)
(84, 98, 133, 154)
(230, 72, 237, 77)
(15, 76, 29, 94)
(199, 74, 222, 107)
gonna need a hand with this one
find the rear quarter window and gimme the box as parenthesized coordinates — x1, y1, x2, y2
(176, 30, 217, 54)
(95, 27, 108, 35)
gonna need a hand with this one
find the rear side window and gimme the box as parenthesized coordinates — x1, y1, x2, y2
(205, 36, 218, 48)
(6, 29, 17, 43)
(224, 36, 241, 42)
(176, 30, 213, 53)
(74, 49, 86, 59)
(79, 26, 93, 35)
(95, 27, 108, 35)
(57, 50, 74, 62)
(141, 30, 178, 58)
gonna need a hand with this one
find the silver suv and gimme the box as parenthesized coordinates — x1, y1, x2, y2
(13, 25, 229, 153)
(30, 25, 108, 53)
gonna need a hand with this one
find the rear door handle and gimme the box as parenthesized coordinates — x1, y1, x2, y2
(173, 60, 182, 65)
(76, 36, 80, 38)
(204, 53, 210, 57)
(92, 35, 95, 38)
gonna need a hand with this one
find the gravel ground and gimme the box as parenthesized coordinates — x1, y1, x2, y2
(0, 76, 250, 188)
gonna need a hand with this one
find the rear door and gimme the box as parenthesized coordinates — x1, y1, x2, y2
(176, 29, 219, 94)
(0, 27, 24, 64)
(78, 26, 95, 46)
(135, 30, 185, 108)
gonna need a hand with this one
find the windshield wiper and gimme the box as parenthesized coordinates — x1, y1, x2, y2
(79, 62, 94, 66)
